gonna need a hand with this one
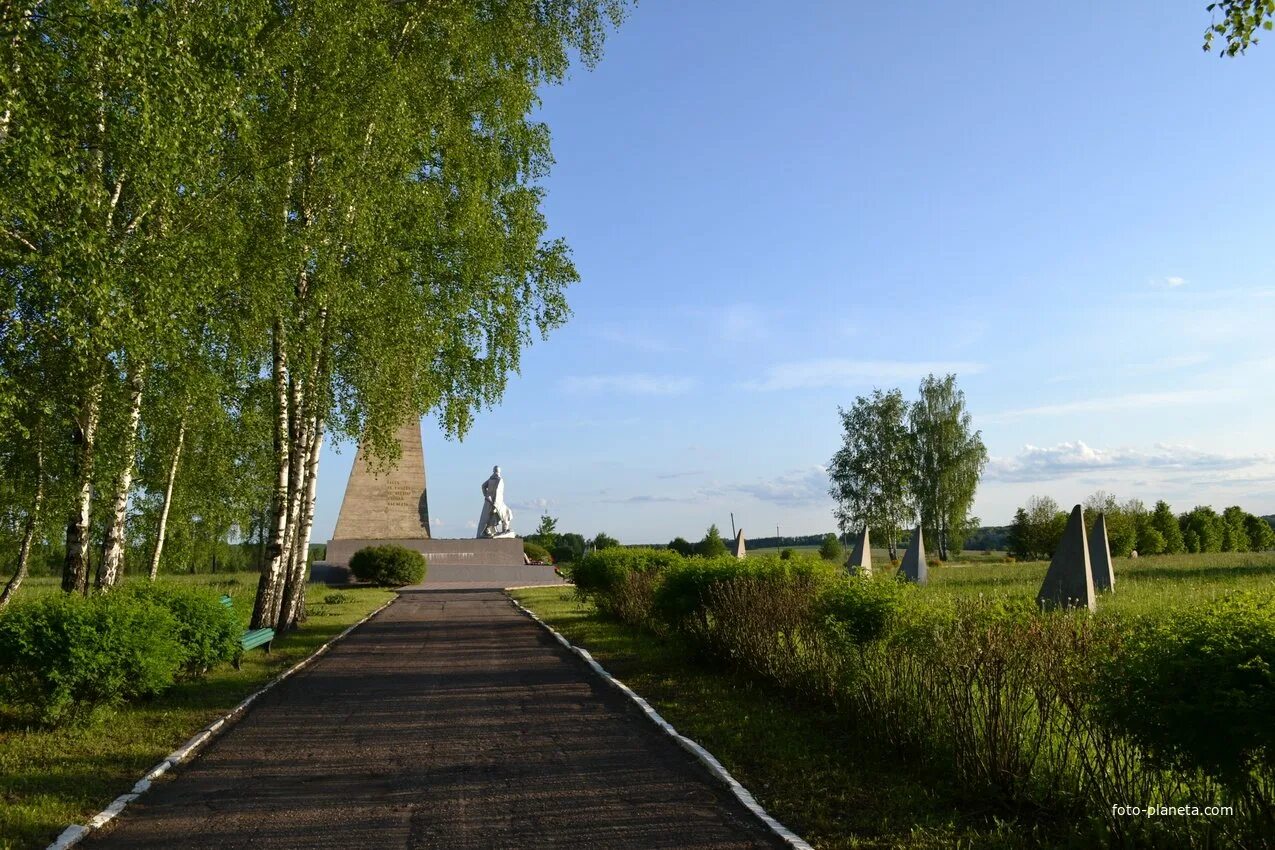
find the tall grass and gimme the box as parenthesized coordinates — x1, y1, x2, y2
(571, 548, 1275, 848)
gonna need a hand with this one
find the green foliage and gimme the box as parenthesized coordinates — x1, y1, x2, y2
(817, 533, 843, 561)
(523, 540, 552, 563)
(1246, 514, 1275, 551)
(829, 389, 913, 556)
(652, 554, 836, 629)
(908, 374, 987, 560)
(1151, 500, 1186, 554)
(1096, 593, 1275, 785)
(570, 547, 685, 624)
(348, 545, 426, 587)
(696, 524, 728, 558)
(1007, 496, 1067, 560)
(779, 547, 795, 560)
(667, 536, 694, 557)
(1137, 526, 1167, 556)
(557, 532, 586, 562)
(816, 576, 908, 645)
(1204, 0, 1275, 55)
(323, 592, 351, 605)
(1182, 506, 1223, 553)
(591, 532, 620, 551)
(0, 593, 184, 723)
(120, 584, 239, 676)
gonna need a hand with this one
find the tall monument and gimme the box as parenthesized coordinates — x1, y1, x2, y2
(323, 420, 527, 572)
(331, 419, 430, 541)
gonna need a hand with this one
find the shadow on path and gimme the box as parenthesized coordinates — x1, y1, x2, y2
(88, 589, 781, 849)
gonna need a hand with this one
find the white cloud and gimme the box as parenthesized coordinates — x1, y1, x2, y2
(732, 466, 830, 506)
(1046, 353, 1209, 384)
(987, 441, 1271, 483)
(509, 497, 553, 512)
(560, 374, 695, 396)
(741, 359, 984, 392)
(1162, 276, 1187, 288)
(981, 389, 1230, 423)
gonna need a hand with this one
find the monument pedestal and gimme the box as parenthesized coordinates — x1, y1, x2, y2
(324, 536, 526, 568)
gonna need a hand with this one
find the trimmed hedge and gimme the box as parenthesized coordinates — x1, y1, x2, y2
(523, 540, 552, 563)
(349, 545, 426, 586)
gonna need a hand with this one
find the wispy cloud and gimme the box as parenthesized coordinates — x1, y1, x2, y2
(600, 493, 700, 505)
(589, 325, 676, 354)
(656, 470, 705, 480)
(741, 359, 984, 392)
(1047, 353, 1209, 384)
(1156, 275, 1187, 288)
(721, 303, 768, 342)
(509, 497, 553, 512)
(981, 389, 1229, 423)
(987, 441, 1271, 482)
(732, 466, 830, 506)
(561, 374, 695, 396)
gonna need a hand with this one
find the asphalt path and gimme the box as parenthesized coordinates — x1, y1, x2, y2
(88, 587, 784, 849)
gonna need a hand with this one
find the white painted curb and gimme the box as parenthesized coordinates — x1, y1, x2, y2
(45, 594, 398, 850)
(507, 594, 814, 850)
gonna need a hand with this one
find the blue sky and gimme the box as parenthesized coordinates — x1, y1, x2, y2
(312, 2, 1275, 544)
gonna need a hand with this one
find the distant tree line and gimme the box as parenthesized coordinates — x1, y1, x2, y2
(1007, 492, 1275, 561)
(827, 374, 987, 561)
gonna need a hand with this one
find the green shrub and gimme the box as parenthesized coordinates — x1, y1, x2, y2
(121, 584, 239, 676)
(0, 593, 185, 723)
(779, 548, 795, 560)
(324, 592, 351, 605)
(349, 545, 426, 586)
(818, 534, 843, 561)
(523, 540, 552, 563)
(573, 547, 684, 624)
(816, 575, 909, 645)
(653, 554, 837, 631)
(1095, 593, 1275, 786)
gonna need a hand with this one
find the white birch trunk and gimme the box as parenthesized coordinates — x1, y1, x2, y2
(148, 415, 185, 580)
(98, 364, 145, 589)
(1, 435, 42, 609)
(251, 322, 291, 629)
(63, 375, 103, 594)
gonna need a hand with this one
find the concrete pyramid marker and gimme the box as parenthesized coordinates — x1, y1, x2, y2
(845, 527, 871, 575)
(897, 525, 926, 585)
(733, 529, 746, 559)
(1090, 511, 1115, 592)
(1036, 505, 1096, 611)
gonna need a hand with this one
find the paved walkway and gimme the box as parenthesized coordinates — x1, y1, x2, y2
(89, 589, 783, 849)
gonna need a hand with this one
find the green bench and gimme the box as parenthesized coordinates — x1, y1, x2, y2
(220, 595, 275, 668)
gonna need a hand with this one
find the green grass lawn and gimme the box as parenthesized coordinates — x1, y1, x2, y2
(0, 573, 394, 850)
(511, 586, 1065, 850)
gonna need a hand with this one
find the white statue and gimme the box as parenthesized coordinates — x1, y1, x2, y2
(477, 465, 515, 539)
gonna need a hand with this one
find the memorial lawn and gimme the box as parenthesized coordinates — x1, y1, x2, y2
(0, 576, 393, 850)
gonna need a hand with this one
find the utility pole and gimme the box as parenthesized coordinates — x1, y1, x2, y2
(776, 524, 780, 552)
(730, 512, 736, 539)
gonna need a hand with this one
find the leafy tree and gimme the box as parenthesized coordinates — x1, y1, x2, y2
(818, 533, 843, 561)
(592, 532, 620, 551)
(1181, 507, 1223, 553)
(1138, 527, 1167, 556)
(530, 514, 560, 552)
(1008, 496, 1067, 561)
(908, 374, 987, 561)
(1245, 514, 1275, 551)
(557, 533, 587, 563)
(1151, 500, 1186, 554)
(829, 389, 913, 560)
(1221, 506, 1251, 552)
(1083, 492, 1138, 557)
(668, 537, 695, 557)
(697, 524, 728, 558)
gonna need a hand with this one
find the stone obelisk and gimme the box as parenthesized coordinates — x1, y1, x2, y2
(326, 420, 430, 565)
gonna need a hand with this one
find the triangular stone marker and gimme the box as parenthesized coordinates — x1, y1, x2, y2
(897, 525, 926, 584)
(733, 529, 746, 559)
(845, 527, 871, 575)
(1090, 511, 1115, 592)
(1036, 505, 1096, 611)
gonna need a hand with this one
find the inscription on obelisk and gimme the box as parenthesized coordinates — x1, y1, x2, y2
(331, 419, 430, 541)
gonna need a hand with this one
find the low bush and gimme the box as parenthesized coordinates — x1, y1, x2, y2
(0, 593, 185, 723)
(523, 540, 552, 563)
(324, 592, 351, 605)
(349, 545, 426, 586)
(121, 584, 239, 676)
(1095, 593, 1275, 788)
(573, 547, 685, 625)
